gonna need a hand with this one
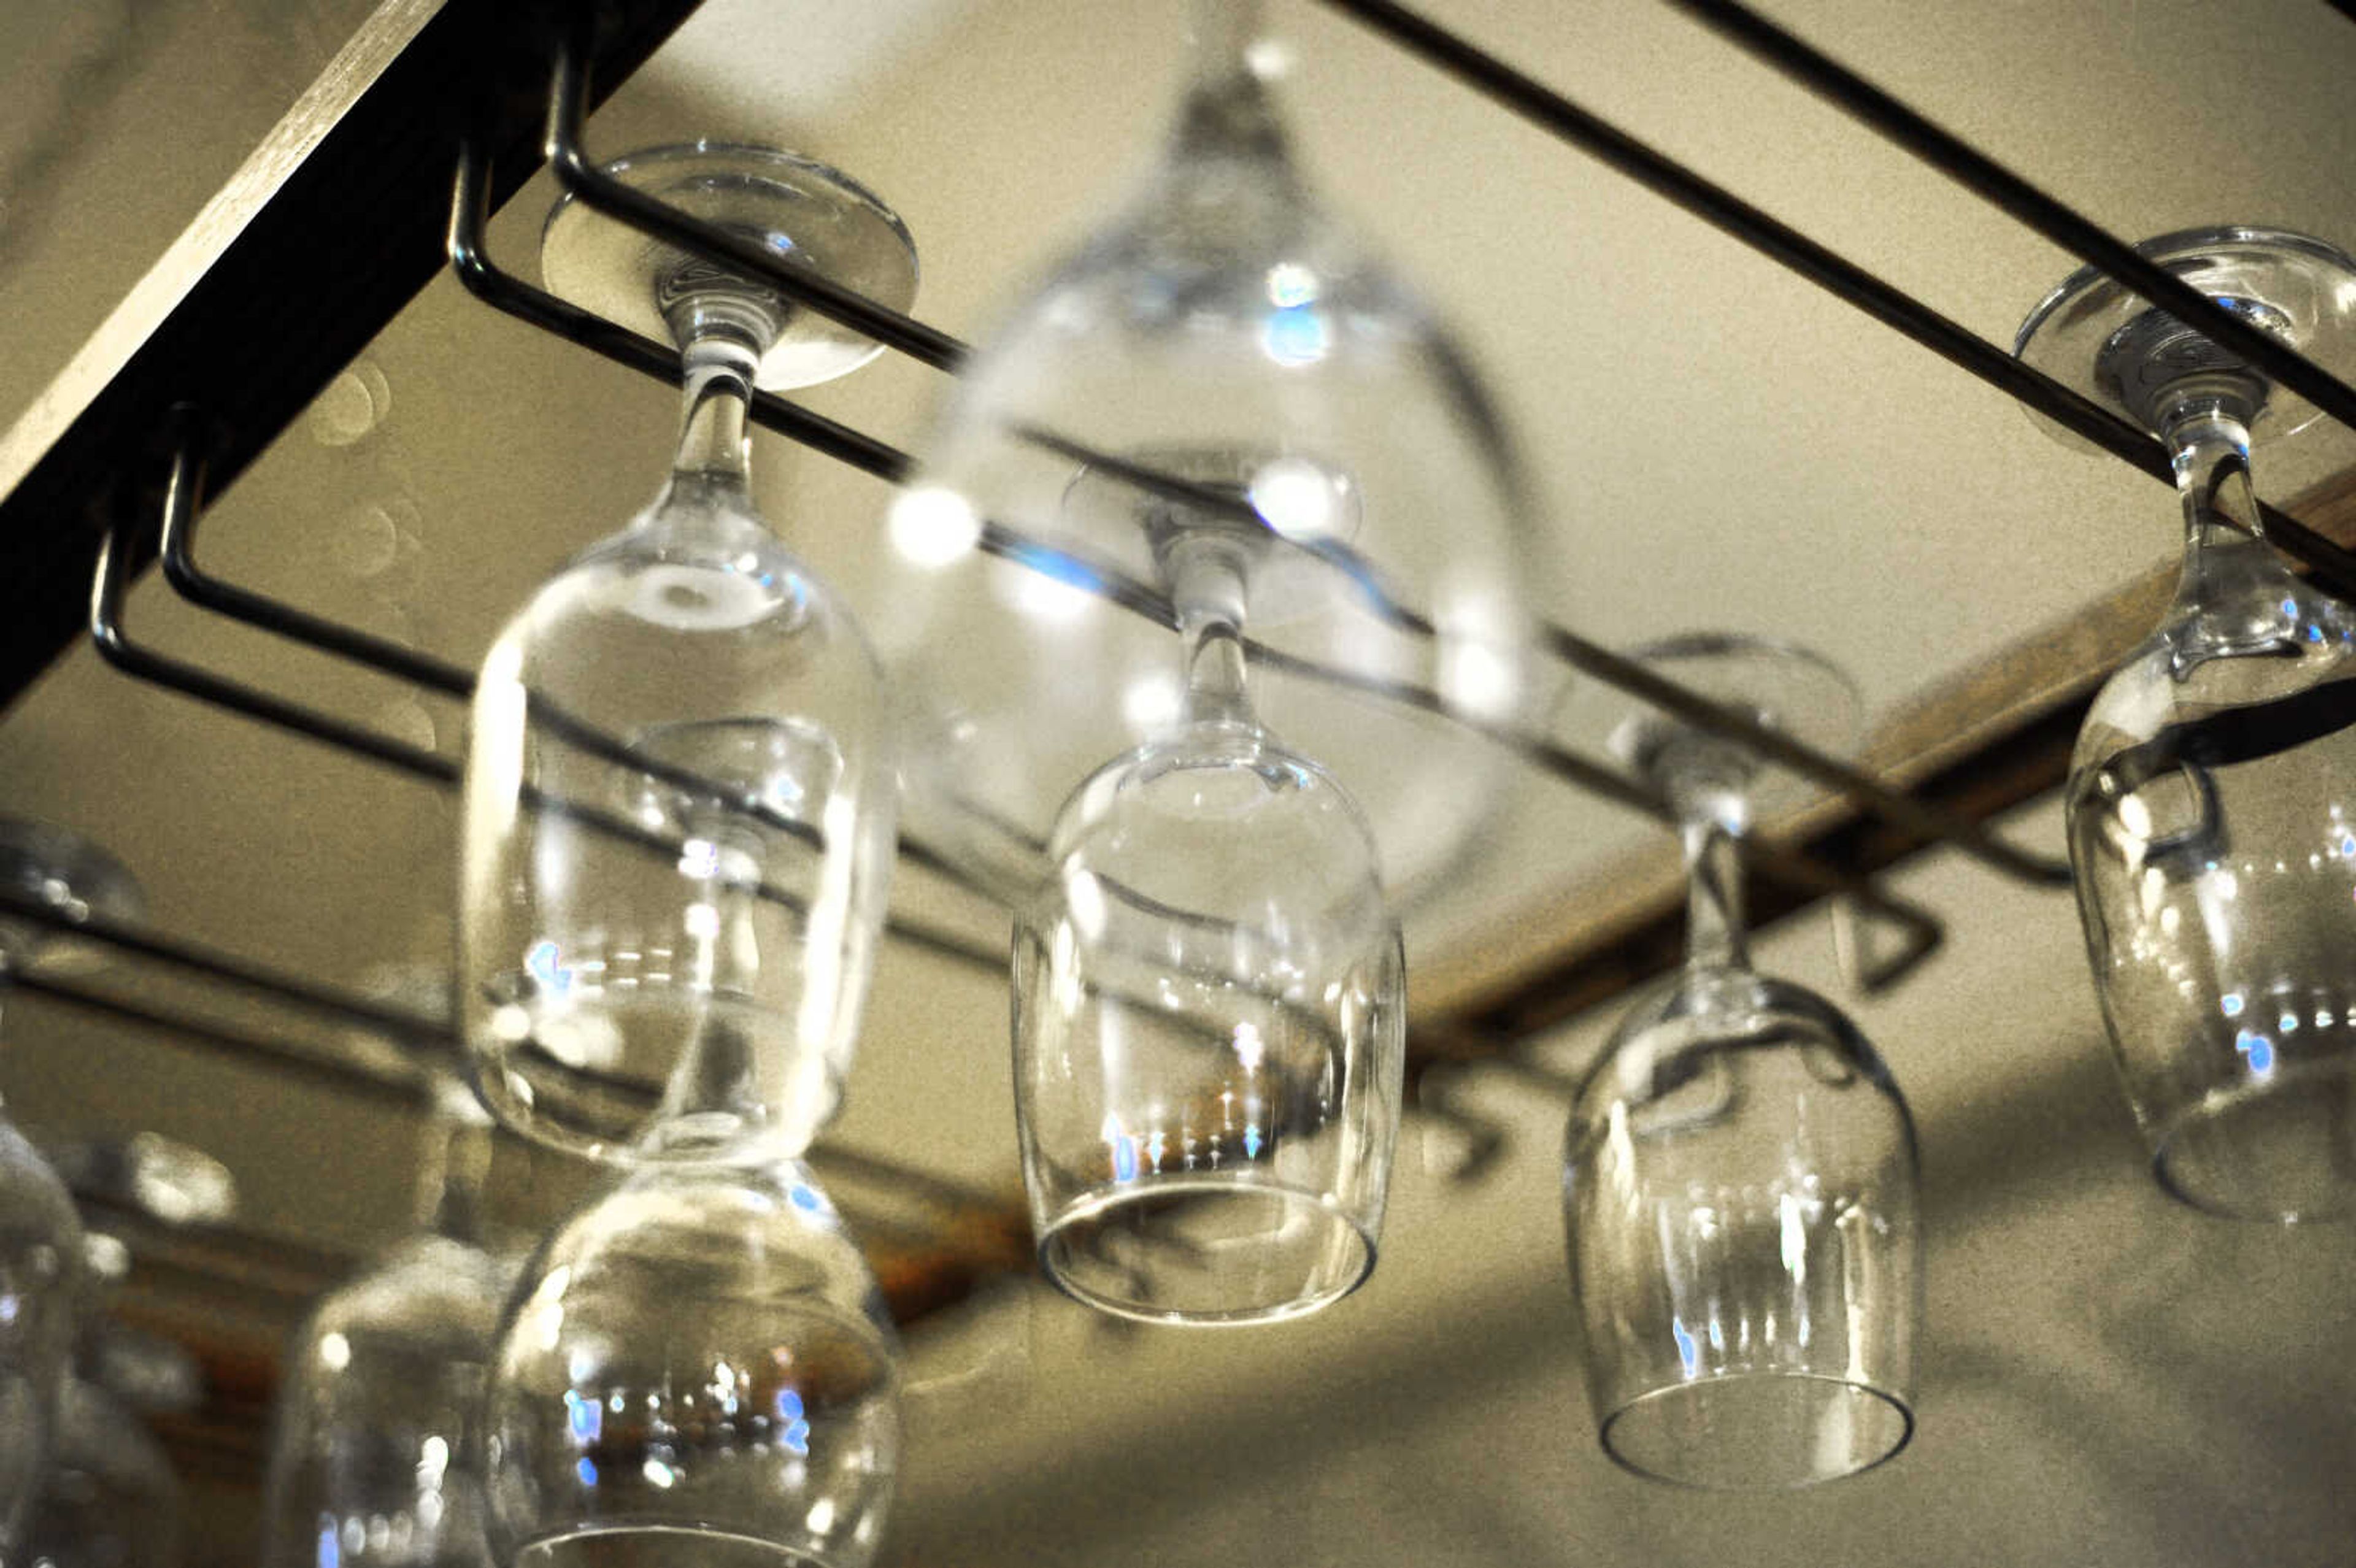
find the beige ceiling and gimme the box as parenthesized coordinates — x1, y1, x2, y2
(6, 0, 2356, 1562)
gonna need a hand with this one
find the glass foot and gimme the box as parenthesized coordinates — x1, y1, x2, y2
(541, 142, 917, 391)
(2014, 225, 2356, 446)
(1557, 632, 1861, 825)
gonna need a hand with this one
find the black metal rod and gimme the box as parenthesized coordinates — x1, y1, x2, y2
(158, 405, 834, 856)
(1541, 626, 2069, 887)
(544, 29, 971, 374)
(1247, 639, 1944, 990)
(1654, 0, 2356, 591)
(1313, 0, 2356, 603)
(156, 411, 475, 702)
(1314, 0, 2166, 473)
(98, 444, 1009, 980)
(456, 137, 2036, 904)
(1, 888, 448, 1048)
(12, 972, 431, 1109)
(91, 479, 464, 789)
(448, 145, 919, 487)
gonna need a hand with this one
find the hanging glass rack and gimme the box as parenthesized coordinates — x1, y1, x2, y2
(6, 0, 2356, 1466)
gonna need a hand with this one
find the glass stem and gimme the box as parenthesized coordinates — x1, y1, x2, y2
(1681, 817, 1750, 975)
(2159, 398, 2300, 655)
(1193, 0, 1266, 75)
(645, 830, 771, 1150)
(2168, 402, 2265, 561)
(415, 1101, 491, 1247)
(669, 336, 759, 491)
(1177, 0, 1288, 161)
(1171, 540, 1255, 728)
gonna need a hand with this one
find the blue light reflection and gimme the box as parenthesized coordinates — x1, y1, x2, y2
(526, 940, 573, 996)
(1672, 1316, 1701, 1377)
(1261, 305, 1330, 366)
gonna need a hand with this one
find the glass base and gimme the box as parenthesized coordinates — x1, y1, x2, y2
(2150, 1058, 2356, 1224)
(1554, 632, 1861, 824)
(1599, 1372, 1913, 1491)
(541, 142, 917, 391)
(2014, 225, 2356, 448)
(1036, 1175, 1374, 1326)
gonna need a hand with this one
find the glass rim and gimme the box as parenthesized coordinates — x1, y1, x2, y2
(2147, 1065, 2356, 1225)
(1596, 1370, 1915, 1491)
(1033, 1174, 1377, 1327)
(468, 1051, 843, 1171)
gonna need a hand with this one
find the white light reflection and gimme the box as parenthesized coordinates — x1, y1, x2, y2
(1233, 1021, 1266, 1074)
(888, 486, 983, 568)
(1779, 1190, 1808, 1285)
(1249, 455, 1349, 542)
(1120, 671, 1182, 734)
(1438, 639, 1519, 721)
(1266, 263, 1319, 307)
(1000, 562, 1095, 623)
(1063, 868, 1108, 943)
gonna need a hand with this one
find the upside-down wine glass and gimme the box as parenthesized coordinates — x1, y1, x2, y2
(22, 1161, 232, 1568)
(2017, 226, 2356, 1222)
(1563, 637, 1921, 1489)
(458, 144, 910, 1563)
(0, 821, 141, 1552)
(263, 1070, 513, 1568)
(883, 0, 1542, 1324)
(461, 140, 910, 1167)
(1014, 467, 1406, 1325)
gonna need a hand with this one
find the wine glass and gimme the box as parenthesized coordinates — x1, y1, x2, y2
(484, 1153, 899, 1567)
(460, 142, 912, 1169)
(2016, 226, 2356, 1222)
(0, 820, 141, 1550)
(1561, 637, 1922, 1489)
(22, 1188, 210, 1568)
(876, 0, 1546, 910)
(1015, 499, 1406, 1324)
(20, 1377, 182, 1568)
(460, 143, 914, 1564)
(262, 1072, 515, 1568)
(884, 0, 1539, 1326)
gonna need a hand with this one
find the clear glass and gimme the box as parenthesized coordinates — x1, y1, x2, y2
(484, 1157, 900, 1567)
(1015, 533, 1406, 1324)
(460, 146, 911, 1167)
(877, 0, 1546, 908)
(1562, 639, 1921, 1489)
(0, 821, 140, 1552)
(0, 1117, 81, 1550)
(263, 1079, 515, 1568)
(2019, 227, 2356, 1222)
(18, 1377, 181, 1568)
